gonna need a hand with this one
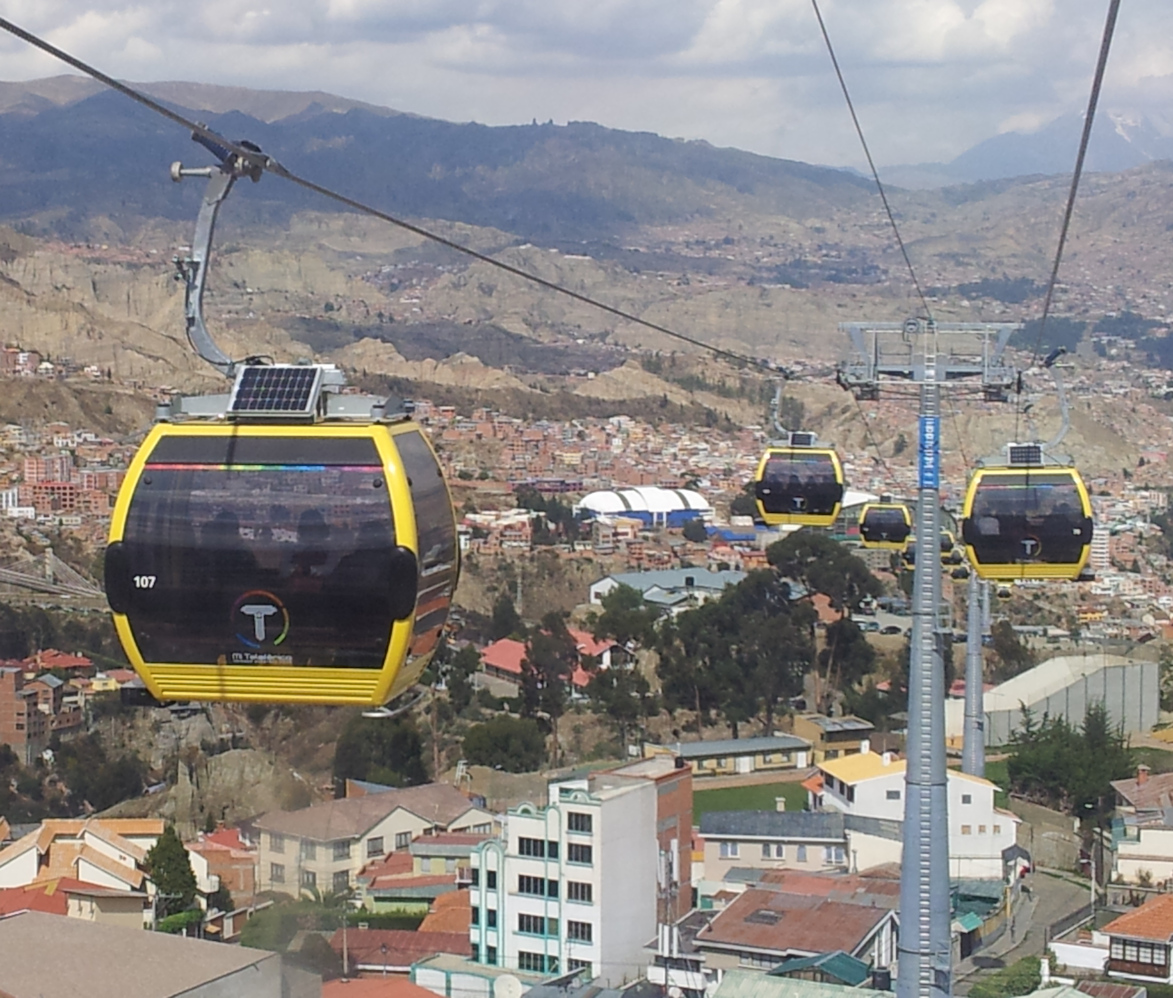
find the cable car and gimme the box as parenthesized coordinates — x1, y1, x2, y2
(102, 141, 457, 706)
(960, 450, 1093, 581)
(753, 433, 845, 528)
(105, 403, 458, 706)
(858, 503, 911, 549)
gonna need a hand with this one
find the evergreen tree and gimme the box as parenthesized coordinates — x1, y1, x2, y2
(145, 826, 197, 919)
(333, 715, 427, 791)
(490, 593, 524, 641)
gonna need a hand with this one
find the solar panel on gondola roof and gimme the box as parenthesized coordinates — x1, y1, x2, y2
(229, 365, 321, 416)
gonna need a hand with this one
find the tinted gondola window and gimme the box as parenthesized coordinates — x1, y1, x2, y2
(966, 472, 1091, 566)
(860, 506, 911, 545)
(395, 430, 456, 664)
(757, 452, 844, 516)
(120, 436, 395, 668)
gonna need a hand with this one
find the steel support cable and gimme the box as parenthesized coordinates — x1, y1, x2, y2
(0, 15, 773, 374)
(1029, 0, 1122, 370)
(810, 0, 934, 324)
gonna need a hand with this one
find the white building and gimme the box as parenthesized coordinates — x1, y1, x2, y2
(811, 752, 1019, 880)
(468, 771, 658, 985)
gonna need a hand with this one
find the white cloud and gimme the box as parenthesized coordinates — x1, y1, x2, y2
(0, 0, 1170, 167)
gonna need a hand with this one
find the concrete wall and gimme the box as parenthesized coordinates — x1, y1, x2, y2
(1010, 799, 1080, 872)
(598, 781, 658, 985)
(985, 660, 1159, 748)
(186, 952, 284, 998)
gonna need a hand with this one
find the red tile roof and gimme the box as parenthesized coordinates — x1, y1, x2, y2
(480, 639, 526, 675)
(324, 979, 439, 998)
(199, 827, 253, 852)
(1103, 893, 1173, 942)
(418, 891, 470, 934)
(329, 928, 470, 969)
(25, 649, 92, 670)
(697, 887, 890, 956)
(0, 877, 90, 916)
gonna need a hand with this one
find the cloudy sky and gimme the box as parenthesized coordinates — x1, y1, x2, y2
(1, 0, 1171, 168)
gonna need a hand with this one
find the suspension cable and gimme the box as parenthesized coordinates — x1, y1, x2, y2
(0, 15, 775, 375)
(810, 0, 934, 324)
(1029, 0, 1122, 369)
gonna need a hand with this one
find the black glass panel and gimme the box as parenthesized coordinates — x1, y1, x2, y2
(116, 436, 404, 668)
(860, 507, 911, 544)
(395, 430, 457, 661)
(963, 472, 1092, 566)
(755, 451, 843, 516)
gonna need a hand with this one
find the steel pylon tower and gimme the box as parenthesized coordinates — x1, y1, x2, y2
(839, 319, 1018, 998)
(962, 573, 986, 778)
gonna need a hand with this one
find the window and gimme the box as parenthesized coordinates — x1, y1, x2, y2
(300, 840, 317, 861)
(719, 841, 740, 859)
(333, 870, 350, 893)
(961, 825, 972, 835)
(796, 845, 807, 863)
(993, 825, 1002, 835)
(978, 825, 987, 834)
(886, 789, 901, 800)
(568, 812, 593, 834)
(1125, 941, 1139, 962)
(472, 906, 479, 925)
(269, 833, 285, 854)
(301, 870, 317, 889)
(366, 836, 384, 859)
(548, 841, 560, 860)
(334, 840, 351, 861)
(487, 871, 497, 890)
(961, 794, 972, 804)
(470, 868, 479, 886)
(1111, 939, 1124, 960)
(567, 920, 593, 942)
(486, 946, 497, 967)
(568, 959, 591, 974)
(519, 913, 548, 935)
(270, 863, 285, 884)
(761, 843, 771, 859)
(773, 844, 785, 859)
(395, 831, 412, 850)
(487, 909, 497, 928)
(520, 952, 558, 973)
(519, 837, 546, 858)
(568, 843, 592, 865)
(567, 881, 593, 903)
(824, 845, 845, 865)
(519, 875, 557, 897)
(846, 786, 855, 803)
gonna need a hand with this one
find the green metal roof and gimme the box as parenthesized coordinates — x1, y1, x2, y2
(769, 951, 871, 987)
(953, 911, 984, 933)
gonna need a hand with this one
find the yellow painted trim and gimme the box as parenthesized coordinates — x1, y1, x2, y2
(108, 421, 432, 706)
(961, 466, 1092, 582)
(752, 447, 844, 528)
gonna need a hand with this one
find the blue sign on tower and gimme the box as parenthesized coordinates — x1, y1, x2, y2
(918, 415, 940, 489)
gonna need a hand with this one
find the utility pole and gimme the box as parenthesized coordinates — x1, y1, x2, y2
(840, 319, 1018, 998)
(962, 570, 985, 777)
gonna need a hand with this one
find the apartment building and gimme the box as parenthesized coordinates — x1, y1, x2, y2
(255, 783, 494, 896)
(0, 666, 49, 766)
(468, 771, 658, 985)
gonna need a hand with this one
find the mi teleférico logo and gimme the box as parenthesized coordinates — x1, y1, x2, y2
(231, 590, 290, 648)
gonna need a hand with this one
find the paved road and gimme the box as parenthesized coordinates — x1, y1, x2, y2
(954, 870, 1090, 994)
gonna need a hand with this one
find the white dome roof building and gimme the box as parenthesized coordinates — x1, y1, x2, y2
(574, 486, 713, 528)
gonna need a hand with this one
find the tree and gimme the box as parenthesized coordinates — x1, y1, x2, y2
(682, 518, 708, 543)
(490, 593, 524, 641)
(767, 532, 881, 618)
(590, 584, 659, 650)
(463, 716, 546, 772)
(519, 612, 580, 762)
(333, 715, 427, 791)
(817, 618, 877, 712)
(588, 666, 658, 750)
(445, 643, 481, 714)
(989, 620, 1035, 682)
(729, 481, 758, 519)
(144, 825, 197, 919)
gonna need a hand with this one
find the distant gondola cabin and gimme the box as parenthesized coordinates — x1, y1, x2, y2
(753, 444, 845, 528)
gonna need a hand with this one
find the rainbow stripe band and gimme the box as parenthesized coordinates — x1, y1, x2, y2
(145, 463, 385, 472)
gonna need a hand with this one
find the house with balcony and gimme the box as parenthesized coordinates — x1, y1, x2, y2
(1102, 892, 1173, 983)
(255, 783, 495, 897)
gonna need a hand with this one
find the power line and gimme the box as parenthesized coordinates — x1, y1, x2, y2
(810, 0, 933, 324)
(0, 15, 775, 376)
